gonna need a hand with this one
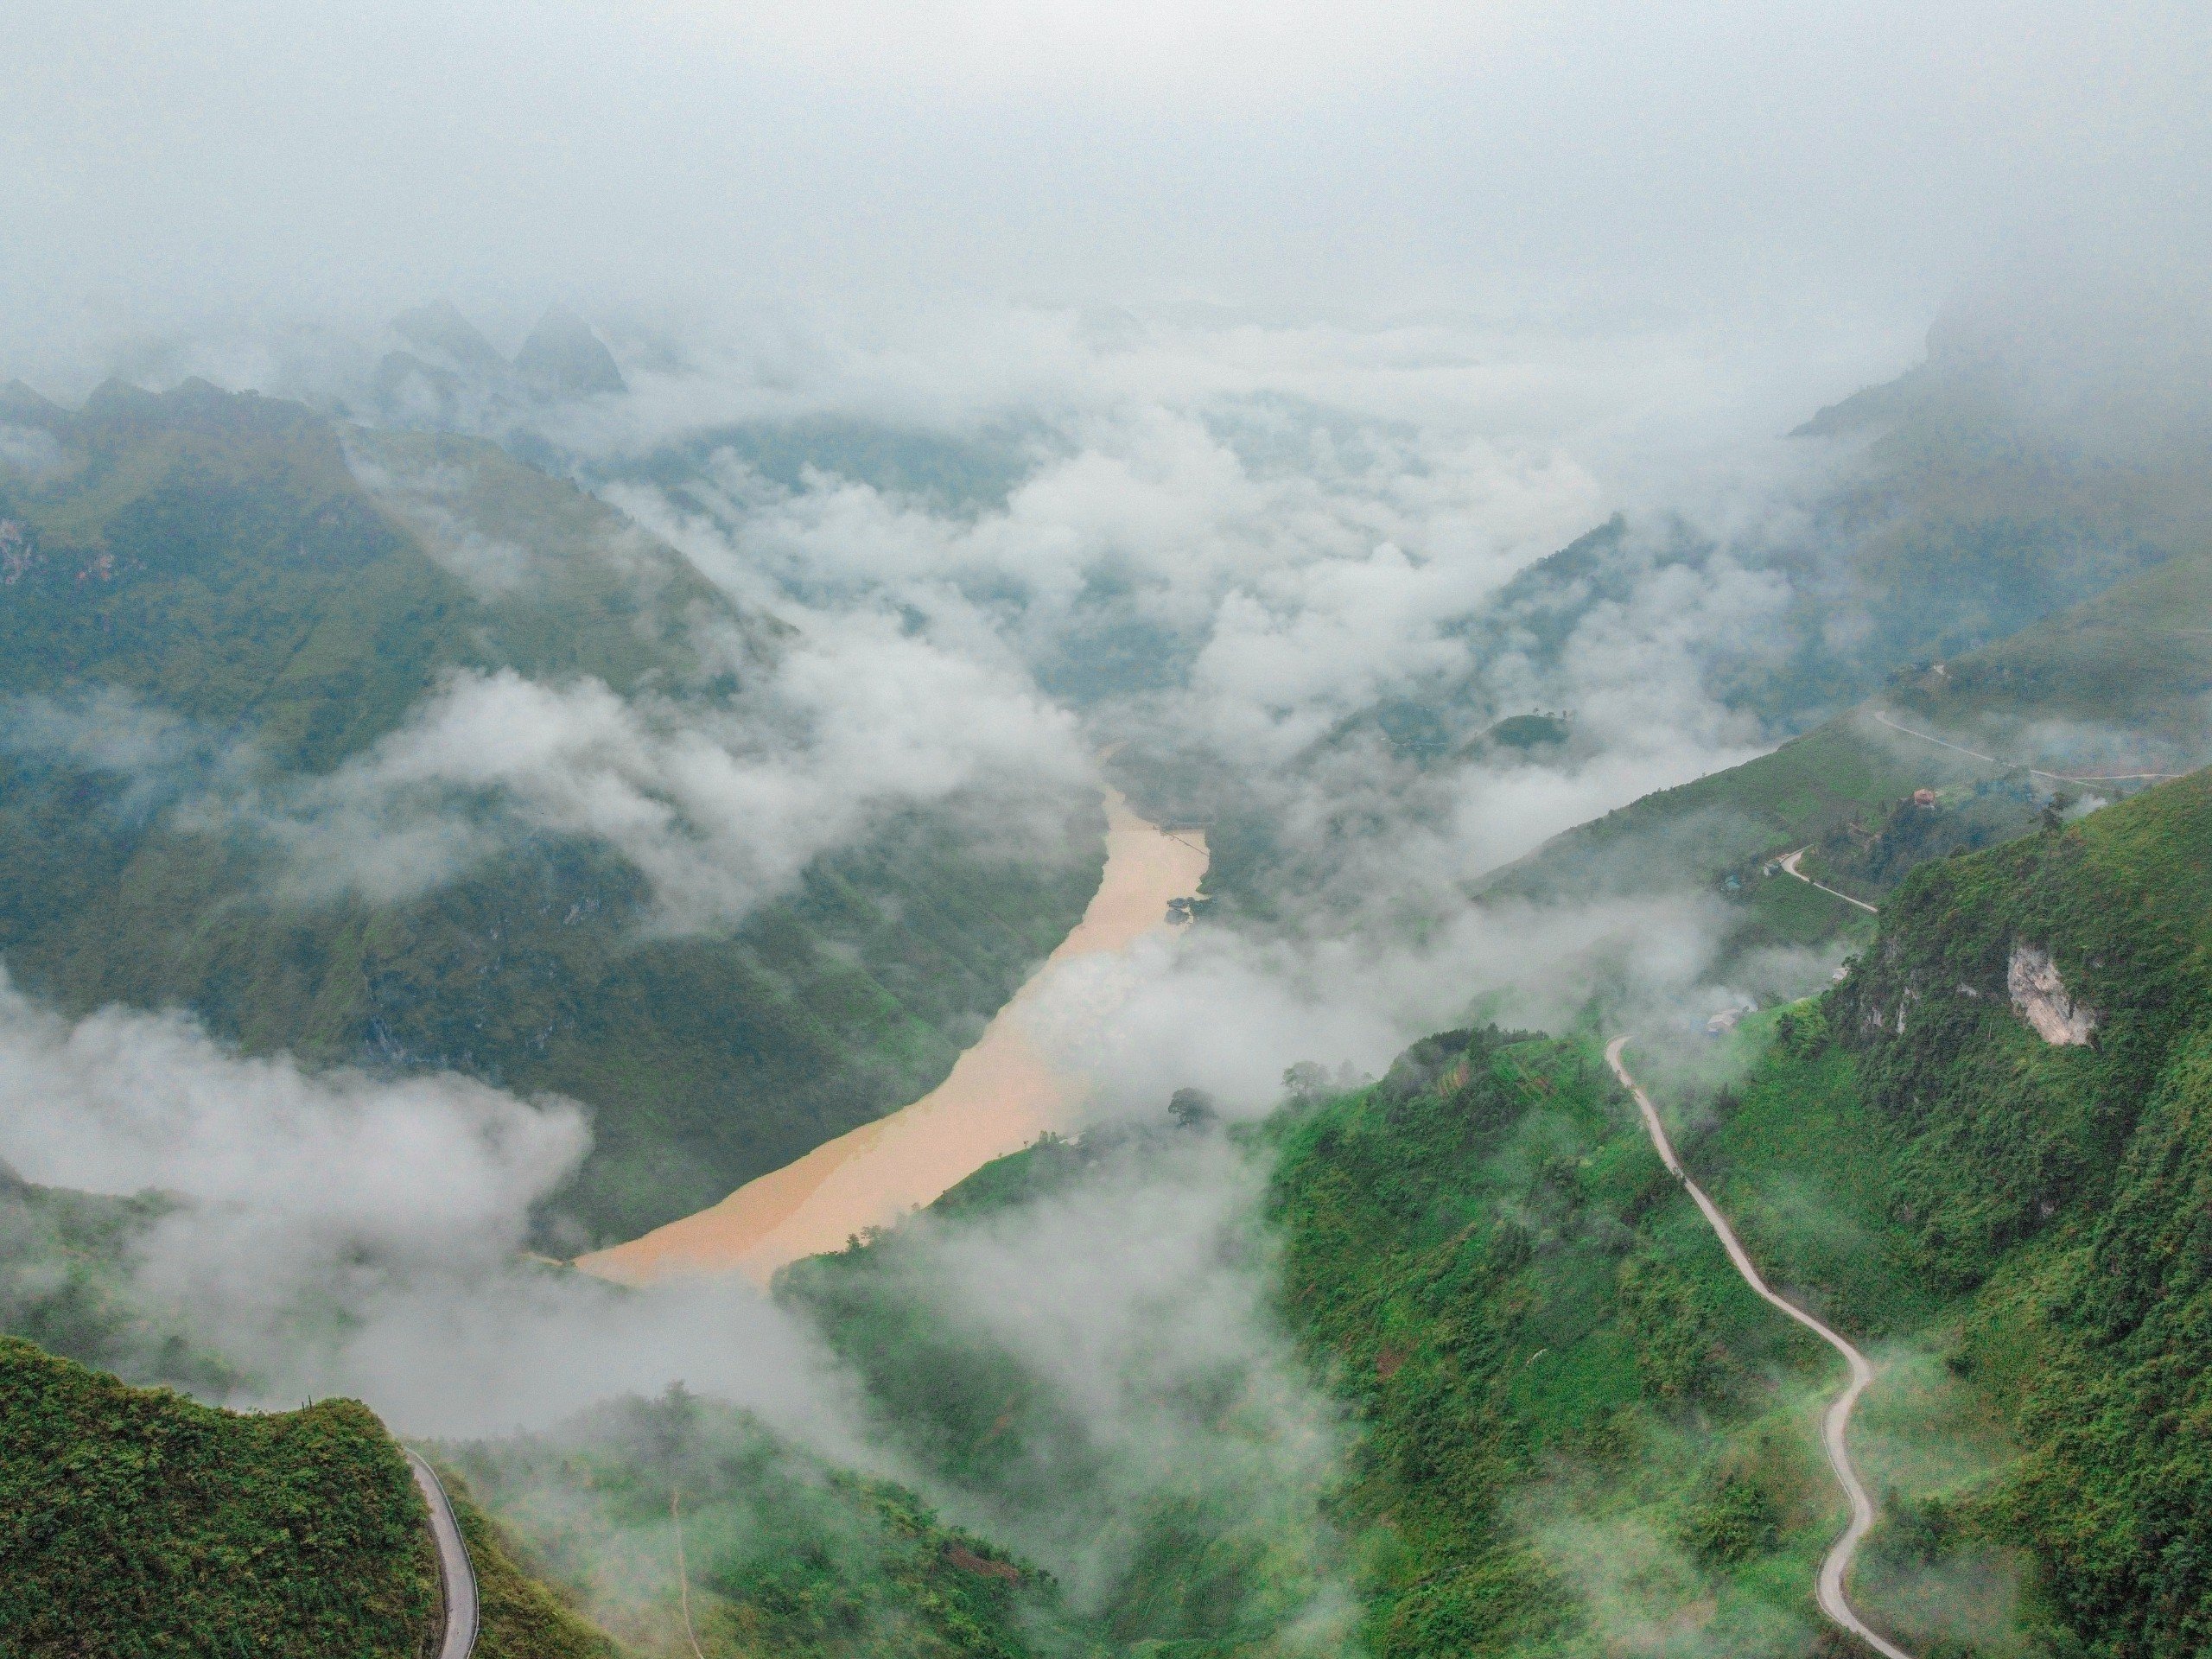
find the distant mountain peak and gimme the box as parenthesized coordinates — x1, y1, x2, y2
(514, 304, 626, 397)
(391, 300, 510, 379)
(0, 379, 63, 421)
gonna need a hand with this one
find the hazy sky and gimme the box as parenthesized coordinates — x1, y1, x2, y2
(4, 2, 2206, 362)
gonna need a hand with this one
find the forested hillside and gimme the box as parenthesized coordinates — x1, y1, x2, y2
(1813, 767, 2212, 1654)
(441, 1388, 1059, 1659)
(0, 1336, 439, 1655)
(1475, 500, 2212, 969)
(0, 378, 1100, 1243)
(558, 765, 2208, 1658)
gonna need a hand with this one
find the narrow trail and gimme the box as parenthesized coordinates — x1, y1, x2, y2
(1604, 1038, 1913, 1659)
(1870, 709, 2172, 784)
(1778, 848, 1879, 915)
(672, 1489, 707, 1659)
(405, 1450, 478, 1659)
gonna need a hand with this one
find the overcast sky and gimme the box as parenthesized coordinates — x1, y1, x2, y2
(3, 2, 2206, 368)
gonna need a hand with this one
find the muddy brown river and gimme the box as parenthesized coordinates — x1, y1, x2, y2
(576, 788, 1209, 1287)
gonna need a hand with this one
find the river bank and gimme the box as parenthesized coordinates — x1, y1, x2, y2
(576, 786, 1209, 1287)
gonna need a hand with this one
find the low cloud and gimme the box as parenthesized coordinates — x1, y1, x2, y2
(7, 605, 1091, 935)
(1026, 887, 1749, 1127)
(257, 622, 1085, 927)
(795, 1131, 1355, 1633)
(0, 968, 861, 1443)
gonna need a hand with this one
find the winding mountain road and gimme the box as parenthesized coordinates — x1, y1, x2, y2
(1778, 848, 1879, 915)
(1605, 1038, 1912, 1659)
(405, 1450, 479, 1659)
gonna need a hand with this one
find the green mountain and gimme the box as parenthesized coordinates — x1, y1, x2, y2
(600, 764, 2201, 1657)
(0, 378, 1100, 1244)
(0, 1332, 629, 1657)
(1475, 492, 2212, 969)
(1140, 327, 2212, 934)
(0, 1334, 438, 1655)
(1465, 323, 2212, 744)
(0, 1162, 236, 1395)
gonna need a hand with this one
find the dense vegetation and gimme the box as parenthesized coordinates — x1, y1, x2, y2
(1813, 768, 2212, 1655)
(443, 1388, 1056, 1659)
(728, 1039, 1874, 1657)
(779, 1125, 1351, 1659)
(416, 768, 2212, 1658)
(442, 1471, 631, 1659)
(0, 1335, 436, 1656)
(1263, 1027, 1862, 1657)
(0, 379, 1100, 1243)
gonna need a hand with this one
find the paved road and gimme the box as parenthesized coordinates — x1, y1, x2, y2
(1605, 1038, 1913, 1659)
(405, 1450, 479, 1659)
(1778, 848, 1879, 915)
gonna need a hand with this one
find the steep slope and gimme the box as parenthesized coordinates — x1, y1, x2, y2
(441, 1471, 632, 1659)
(1477, 514, 2212, 962)
(1462, 318, 2212, 747)
(1123, 350, 2212, 940)
(1811, 769, 2212, 1655)
(1574, 765, 2212, 1656)
(752, 753, 2212, 1657)
(442, 1389, 1060, 1659)
(0, 1335, 439, 1655)
(767, 1033, 1929, 1655)
(0, 379, 1100, 1243)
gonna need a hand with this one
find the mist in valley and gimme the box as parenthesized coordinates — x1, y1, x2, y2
(2, 3, 2209, 1654)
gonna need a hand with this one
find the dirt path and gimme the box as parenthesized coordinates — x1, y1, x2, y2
(1871, 710, 2171, 785)
(1605, 1038, 1913, 1659)
(405, 1450, 478, 1659)
(577, 785, 1209, 1287)
(1778, 848, 1879, 915)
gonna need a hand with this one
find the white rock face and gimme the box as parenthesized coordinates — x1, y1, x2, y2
(2008, 944, 2098, 1046)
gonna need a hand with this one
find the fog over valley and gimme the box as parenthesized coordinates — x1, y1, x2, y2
(3, 6, 2211, 1657)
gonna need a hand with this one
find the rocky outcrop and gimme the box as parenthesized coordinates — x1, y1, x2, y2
(2008, 944, 2098, 1046)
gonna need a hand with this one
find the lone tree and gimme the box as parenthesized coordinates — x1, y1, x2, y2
(1167, 1087, 1218, 1129)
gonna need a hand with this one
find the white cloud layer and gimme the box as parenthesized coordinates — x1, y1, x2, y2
(253, 616, 1085, 924)
(0, 968, 863, 1442)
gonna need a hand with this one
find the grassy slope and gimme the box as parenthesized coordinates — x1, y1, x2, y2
(1478, 507, 2212, 944)
(0, 381, 1099, 1242)
(0, 1335, 436, 1656)
(442, 1471, 632, 1659)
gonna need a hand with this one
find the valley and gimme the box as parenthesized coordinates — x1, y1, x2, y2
(10, 7, 2212, 1656)
(5, 302, 2212, 1659)
(579, 785, 1209, 1285)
